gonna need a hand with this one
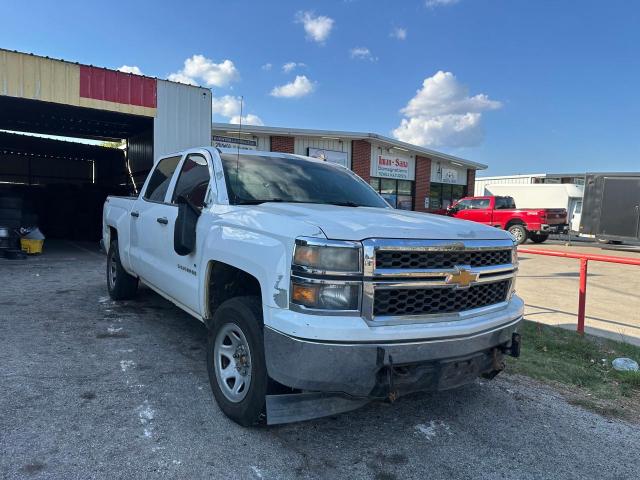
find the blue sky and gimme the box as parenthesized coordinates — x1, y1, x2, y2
(1, 0, 639, 175)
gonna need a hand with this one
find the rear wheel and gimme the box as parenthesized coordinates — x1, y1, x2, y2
(529, 232, 549, 244)
(507, 224, 528, 245)
(107, 239, 138, 300)
(207, 296, 268, 427)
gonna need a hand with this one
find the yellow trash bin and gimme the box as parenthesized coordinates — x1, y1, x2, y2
(20, 238, 44, 255)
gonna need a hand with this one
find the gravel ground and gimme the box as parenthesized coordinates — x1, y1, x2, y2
(1, 241, 639, 480)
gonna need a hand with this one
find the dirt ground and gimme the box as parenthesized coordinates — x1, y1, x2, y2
(1, 241, 639, 480)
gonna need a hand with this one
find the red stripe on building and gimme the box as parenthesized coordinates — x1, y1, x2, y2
(79, 65, 157, 108)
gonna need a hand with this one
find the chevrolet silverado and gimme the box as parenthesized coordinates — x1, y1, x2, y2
(103, 147, 523, 426)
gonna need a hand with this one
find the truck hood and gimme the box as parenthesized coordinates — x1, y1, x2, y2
(253, 203, 513, 241)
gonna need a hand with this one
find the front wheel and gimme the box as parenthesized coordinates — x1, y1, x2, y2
(529, 232, 549, 244)
(507, 224, 528, 245)
(207, 296, 268, 427)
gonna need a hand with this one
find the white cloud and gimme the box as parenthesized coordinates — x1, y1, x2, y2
(261, 63, 272, 71)
(349, 47, 377, 62)
(211, 95, 263, 126)
(282, 62, 306, 73)
(118, 65, 143, 75)
(392, 71, 501, 148)
(212, 95, 242, 118)
(391, 27, 407, 40)
(229, 114, 264, 126)
(296, 11, 334, 44)
(270, 75, 315, 98)
(426, 0, 460, 7)
(168, 55, 239, 87)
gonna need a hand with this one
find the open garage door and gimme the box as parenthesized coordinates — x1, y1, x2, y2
(0, 48, 211, 247)
(0, 95, 154, 242)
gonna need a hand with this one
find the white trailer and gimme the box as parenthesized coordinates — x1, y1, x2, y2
(483, 183, 584, 233)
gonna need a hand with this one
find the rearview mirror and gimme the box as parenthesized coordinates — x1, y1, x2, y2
(174, 195, 201, 256)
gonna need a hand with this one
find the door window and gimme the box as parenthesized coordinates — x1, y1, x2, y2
(495, 196, 516, 209)
(429, 182, 468, 210)
(143, 156, 181, 203)
(172, 154, 211, 208)
(456, 199, 473, 210)
(369, 177, 414, 209)
(471, 198, 490, 209)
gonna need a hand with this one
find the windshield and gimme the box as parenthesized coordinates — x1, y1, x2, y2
(220, 154, 389, 208)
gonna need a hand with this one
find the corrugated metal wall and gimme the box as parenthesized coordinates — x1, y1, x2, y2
(293, 137, 352, 168)
(79, 65, 156, 108)
(0, 49, 156, 116)
(475, 176, 536, 194)
(255, 135, 270, 151)
(154, 80, 212, 163)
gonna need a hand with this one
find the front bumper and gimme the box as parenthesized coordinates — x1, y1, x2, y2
(264, 315, 523, 397)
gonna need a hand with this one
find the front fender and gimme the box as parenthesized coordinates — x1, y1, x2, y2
(199, 224, 292, 315)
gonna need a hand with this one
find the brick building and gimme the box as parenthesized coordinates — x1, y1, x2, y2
(212, 123, 486, 212)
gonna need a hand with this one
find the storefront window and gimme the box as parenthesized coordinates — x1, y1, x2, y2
(370, 177, 414, 210)
(429, 182, 467, 210)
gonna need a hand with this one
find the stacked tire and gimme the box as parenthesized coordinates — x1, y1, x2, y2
(0, 195, 22, 252)
(0, 196, 22, 229)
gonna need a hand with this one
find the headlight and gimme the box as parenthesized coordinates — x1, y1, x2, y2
(291, 280, 360, 310)
(511, 247, 518, 265)
(293, 238, 361, 274)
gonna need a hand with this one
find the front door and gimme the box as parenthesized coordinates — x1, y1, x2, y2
(161, 152, 214, 313)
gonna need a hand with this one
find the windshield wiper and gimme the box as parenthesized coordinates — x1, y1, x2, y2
(235, 198, 316, 205)
(324, 201, 360, 207)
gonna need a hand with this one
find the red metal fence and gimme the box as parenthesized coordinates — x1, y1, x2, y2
(517, 248, 640, 334)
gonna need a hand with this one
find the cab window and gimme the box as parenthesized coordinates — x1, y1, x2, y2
(495, 196, 516, 209)
(171, 154, 211, 208)
(471, 198, 490, 209)
(143, 156, 181, 202)
(456, 199, 472, 210)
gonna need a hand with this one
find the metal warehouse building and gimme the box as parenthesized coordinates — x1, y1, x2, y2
(0, 49, 211, 241)
(212, 123, 486, 213)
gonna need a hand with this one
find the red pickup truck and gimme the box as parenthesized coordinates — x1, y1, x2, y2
(446, 195, 568, 244)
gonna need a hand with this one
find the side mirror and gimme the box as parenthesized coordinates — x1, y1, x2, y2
(446, 205, 458, 215)
(174, 195, 201, 256)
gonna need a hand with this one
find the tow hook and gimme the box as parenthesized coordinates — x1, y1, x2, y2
(500, 332, 522, 358)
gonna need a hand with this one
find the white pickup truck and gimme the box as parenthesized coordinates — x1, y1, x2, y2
(103, 147, 523, 426)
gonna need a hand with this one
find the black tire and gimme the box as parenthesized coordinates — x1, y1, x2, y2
(529, 232, 549, 244)
(507, 224, 528, 245)
(107, 239, 138, 300)
(207, 296, 268, 427)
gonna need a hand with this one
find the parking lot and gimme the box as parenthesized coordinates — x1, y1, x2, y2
(1, 241, 640, 480)
(517, 240, 640, 345)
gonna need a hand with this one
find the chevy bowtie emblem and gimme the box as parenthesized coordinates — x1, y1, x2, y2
(445, 267, 478, 288)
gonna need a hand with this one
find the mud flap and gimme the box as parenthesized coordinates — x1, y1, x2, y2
(266, 392, 370, 425)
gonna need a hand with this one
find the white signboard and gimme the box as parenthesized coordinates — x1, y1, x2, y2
(371, 154, 415, 180)
(213, 135, 257, 150)
(431, 161, 467, 185)
(441, 168, 459, 184)
(307, 147, 348, 167)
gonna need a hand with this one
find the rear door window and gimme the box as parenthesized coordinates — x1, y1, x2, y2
(495, 196, 516, 209)
(143, 156, 181, 203)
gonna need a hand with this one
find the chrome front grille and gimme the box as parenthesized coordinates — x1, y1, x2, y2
(373, 280, 511, 317)
(361, 239, 517, 324)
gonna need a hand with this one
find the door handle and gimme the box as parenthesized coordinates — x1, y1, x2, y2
(156, 217, 168, 225)
(131, 211, 140, 218)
